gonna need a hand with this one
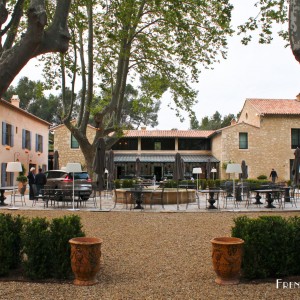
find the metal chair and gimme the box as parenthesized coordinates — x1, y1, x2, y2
(281, 187, 298, 209)
(113, 189, 129, 209)
(150, 187, 165, 209)
(31, 184, 48, 207)
(10, 185, 26, 206)
(185, 186, 199, 209)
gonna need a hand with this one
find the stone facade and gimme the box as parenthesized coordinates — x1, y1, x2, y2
(52, 123, 96, 170)
(52, 98, 300, 182)
(213, 99, 300, 181)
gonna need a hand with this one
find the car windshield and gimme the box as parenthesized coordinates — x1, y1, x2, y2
(45, 171, 67, 179)
(72, 173, 89, 180)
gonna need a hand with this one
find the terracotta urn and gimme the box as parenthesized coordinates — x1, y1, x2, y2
(69, 237, 103, 286)
(211, 236, 244, 285)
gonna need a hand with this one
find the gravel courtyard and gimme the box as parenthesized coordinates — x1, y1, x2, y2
(0, 210, 299, 300)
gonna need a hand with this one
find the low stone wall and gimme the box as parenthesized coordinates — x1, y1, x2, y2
(115, 188, 196, 205)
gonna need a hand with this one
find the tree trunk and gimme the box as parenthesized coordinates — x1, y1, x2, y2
(289, 0, 300, 63)
(0, 0, 72, 97)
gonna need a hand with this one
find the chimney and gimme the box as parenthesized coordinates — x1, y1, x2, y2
(296, 93, 300, 101)
(230, 118, 237, 126)
(11, 95, 20, 108)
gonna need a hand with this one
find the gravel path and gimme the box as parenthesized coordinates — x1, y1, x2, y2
(0, 210, 299, 300)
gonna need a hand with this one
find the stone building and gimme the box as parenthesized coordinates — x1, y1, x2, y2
(212, 97, 300, 182)
(51, 97, 300, 182)
(51, 122, 96, 170)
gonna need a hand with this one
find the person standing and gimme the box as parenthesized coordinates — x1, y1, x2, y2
(27, 167, 36, 200)
(35, 168, 47, 195)
(269, 168, 278, 183)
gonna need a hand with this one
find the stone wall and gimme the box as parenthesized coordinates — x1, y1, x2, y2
(53, 125, 96, 170)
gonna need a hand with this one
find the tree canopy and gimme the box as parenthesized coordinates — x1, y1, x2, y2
(39, 0, 234, 173)
(190, 111, 237, 130)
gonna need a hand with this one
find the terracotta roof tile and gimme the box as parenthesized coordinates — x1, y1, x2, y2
(123, 130, 214, 138)
(246, 98, 300, 115)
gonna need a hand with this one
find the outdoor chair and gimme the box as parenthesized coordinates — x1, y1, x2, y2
(150, 187, 165, 209)
(113, 188, 129, 209)
(31, 184, 48, 207)
(88, 182, 99, 208)
(281, 187, 298, 209)
(222, 182, 234, 208)
(185, 186, 199, 209)
(10, 185, 26, 206)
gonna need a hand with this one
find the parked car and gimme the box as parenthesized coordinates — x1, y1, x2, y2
(44, 170, 92, 200)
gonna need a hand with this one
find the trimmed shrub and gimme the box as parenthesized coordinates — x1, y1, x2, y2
(21, 217, 52, 279)
(232, 216, 295, 279)
(50, 215, 85, 279)
(0, 214, 25, 275)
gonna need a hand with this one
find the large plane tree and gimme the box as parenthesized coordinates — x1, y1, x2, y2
(41, 0, 234, 174)
(0, 0, 72, 96)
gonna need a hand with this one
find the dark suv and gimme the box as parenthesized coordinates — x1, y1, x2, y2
(44, 170, 92, 200)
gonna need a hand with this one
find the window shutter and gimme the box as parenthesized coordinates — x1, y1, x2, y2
(41, 135, 43, 153)
(35, 133, 38, 151)
(11, 125, 14, 147)
(2, 122, 6, 145)
(22, 129, 26, 149)
(29, 131, 32, 150)
(1, 163, 6, 186)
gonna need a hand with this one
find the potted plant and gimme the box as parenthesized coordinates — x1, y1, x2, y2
(16, 164, 27, 193)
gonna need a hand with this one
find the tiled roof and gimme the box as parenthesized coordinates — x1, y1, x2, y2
(246, 98, 300, 115)
(114, 154, 219, 163)
(123, 130, 214, 138)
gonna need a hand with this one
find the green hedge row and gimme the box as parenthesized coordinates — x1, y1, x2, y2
(114, 178, 276, 189)
(0, 214, 85, 280)
(232, 215, 300, 279)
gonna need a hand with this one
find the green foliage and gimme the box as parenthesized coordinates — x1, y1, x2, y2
(20, 215, 85, 280)
(0, 214, 25, 275)
(191, 111, 238, 130)
(114, 179, 121, 189)
(21, 217, 52, 279)
(232, 216, 298, 279)
(257, 175, 267, 180)
(16, 175, 27, 183)
(237, 0, 289, 45)
(50, 215, 85, 279)
(122, 180, 134, 188)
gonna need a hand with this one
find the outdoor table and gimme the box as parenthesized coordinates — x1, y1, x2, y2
(200, 189, 223, 209)
(254, 189, 282, 208)
(123, 187, 159, 209)
(0, 186, 16, 206)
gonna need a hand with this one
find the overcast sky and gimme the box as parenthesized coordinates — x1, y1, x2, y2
(13, 1, 300, 130)
(157, 0, 300, 129)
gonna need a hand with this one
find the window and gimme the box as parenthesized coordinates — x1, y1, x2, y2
(35, 134, 43, 152)
(22, 129, 31, 150)
(154, 142, 161, 150)
(239, 132, 248, 149)
(141, 138, 175, 150)
(2, 122, 14, 146)
(71, 134, 79, 149)
(1, 163, 13, 186)
(112, 138, 138, 150)
(291, 129, 300, 149)
(178, 138, 211, 150)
